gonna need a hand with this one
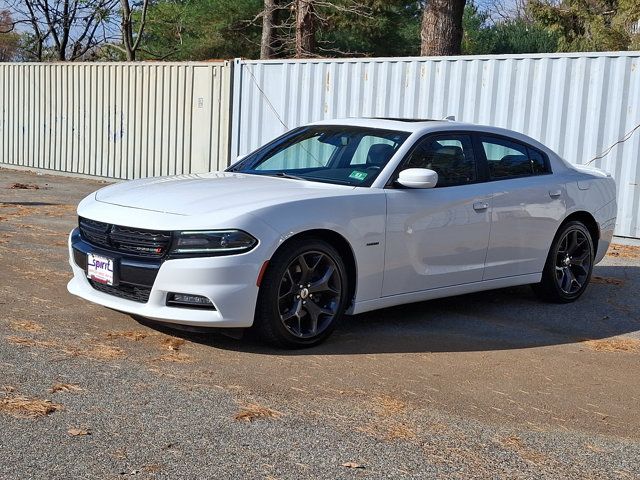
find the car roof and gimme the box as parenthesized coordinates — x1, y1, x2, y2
(310, 117, 455, 133)
(308, 117, 557, 154)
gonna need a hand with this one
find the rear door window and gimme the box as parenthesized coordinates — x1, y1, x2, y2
(480, 136, 550, 180)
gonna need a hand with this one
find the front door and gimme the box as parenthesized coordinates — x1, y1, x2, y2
(382, 134, 494, 297)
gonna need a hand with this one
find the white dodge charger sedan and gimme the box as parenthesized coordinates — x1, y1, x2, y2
(68, 118, 617, 347)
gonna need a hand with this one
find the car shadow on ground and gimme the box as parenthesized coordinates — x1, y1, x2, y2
(135, 264, 640, 356)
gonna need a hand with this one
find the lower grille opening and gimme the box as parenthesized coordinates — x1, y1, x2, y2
(89, 280, 151, 304)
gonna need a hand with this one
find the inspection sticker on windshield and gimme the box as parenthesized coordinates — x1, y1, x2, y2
(349, 171, 368, 181)
(87, 253, 114, 286)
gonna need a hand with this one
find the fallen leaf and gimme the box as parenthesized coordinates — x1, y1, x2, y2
(68, 427, 91, 436)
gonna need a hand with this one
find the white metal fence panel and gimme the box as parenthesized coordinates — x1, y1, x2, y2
(0, 61, 231, 179)
(231, 53, 640, 238)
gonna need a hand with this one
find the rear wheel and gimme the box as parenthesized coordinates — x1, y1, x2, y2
(533, 221, 594, 303)
(255, 238, 348, 348)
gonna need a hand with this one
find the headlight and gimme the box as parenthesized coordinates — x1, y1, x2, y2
(171, 230, 257, 256)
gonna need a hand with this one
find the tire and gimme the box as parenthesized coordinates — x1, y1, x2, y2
(532, 221, 594, 303)
(254, 237, 349, 348)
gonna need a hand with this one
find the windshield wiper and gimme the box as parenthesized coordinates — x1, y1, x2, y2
(266, 172, 307, 181)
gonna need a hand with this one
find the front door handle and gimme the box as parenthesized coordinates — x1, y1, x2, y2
(473, 201, 489, 212)
(549, 189, 562, 198)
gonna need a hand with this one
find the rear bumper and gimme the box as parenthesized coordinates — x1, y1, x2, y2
(594, 199, 617, 264)
(595, 216, 615, 264)
(67, 229, 262, 328)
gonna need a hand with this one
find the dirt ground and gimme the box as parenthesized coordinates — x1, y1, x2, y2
(1, 167, 639, 479)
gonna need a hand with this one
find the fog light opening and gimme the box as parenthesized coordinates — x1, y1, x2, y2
(166, 293, 216, 310)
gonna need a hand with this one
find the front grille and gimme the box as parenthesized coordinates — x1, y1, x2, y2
(79, 217, 172, 258)
(89, 280, 151, 303)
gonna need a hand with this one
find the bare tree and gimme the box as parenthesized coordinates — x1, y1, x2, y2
(6, 0, 117, 61)
(116, 0, 149, 60)
(421, 0, 467, 56)
(488, 0, 532, 23)
(261, 0, 278, 59)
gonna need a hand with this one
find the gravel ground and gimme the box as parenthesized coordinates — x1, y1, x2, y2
(1, 167, 639, 479)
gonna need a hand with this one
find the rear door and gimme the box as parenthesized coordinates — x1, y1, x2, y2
(476, 134, 566, 280)
(382, 133, 494, 296)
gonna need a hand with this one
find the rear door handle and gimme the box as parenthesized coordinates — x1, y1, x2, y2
(549, 189, 562, 198)
(473, 201, 489, 212)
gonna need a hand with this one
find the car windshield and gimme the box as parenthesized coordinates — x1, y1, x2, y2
(227, 126, 410, 187)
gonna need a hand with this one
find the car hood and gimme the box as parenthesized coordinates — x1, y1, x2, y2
(94, 172, 354, 215)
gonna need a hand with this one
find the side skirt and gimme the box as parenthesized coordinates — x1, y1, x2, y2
(349, 273, 542, 315)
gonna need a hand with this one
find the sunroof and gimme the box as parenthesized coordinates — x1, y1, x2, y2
(371, 117, 438, 122)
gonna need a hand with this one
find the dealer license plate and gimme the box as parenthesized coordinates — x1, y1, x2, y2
(87, 253, 114, 286)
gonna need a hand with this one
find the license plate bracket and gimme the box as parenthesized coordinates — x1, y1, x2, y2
(87, 253, 116, 286)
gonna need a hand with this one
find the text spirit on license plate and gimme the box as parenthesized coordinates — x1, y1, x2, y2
(87, 253, 114, 286)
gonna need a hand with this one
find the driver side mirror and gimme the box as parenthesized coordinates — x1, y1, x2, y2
(396, 168, 438, 189)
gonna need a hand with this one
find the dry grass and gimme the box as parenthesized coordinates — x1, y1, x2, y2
(580, 337, 640, 353)
(373, 395, 407, 416)
(156, 352, 193, 364)
(73, 344, 125, 360)
(498, 436, 547, 465)
(10, 321, 43, 333)
(384, 423, 417, 440)
(0, 395, 62, 418)
(6, 336, 59, 349)
(0, 203, 74, 224)
(105, 330, 149, 341)
(591, 276, 625, 286)
(607, 244, 640, 260)
(142, 464, 163, 473)
(6, 335, 125, 360)
(9, 183, 40, 190)
(10, 264, 70, 281)
(234, 403, 282, 422)
(356, 421, 416, 441)
(353, 395, 417, 441)
(162, 337, 185, 351)
(49, 383, 83, 394)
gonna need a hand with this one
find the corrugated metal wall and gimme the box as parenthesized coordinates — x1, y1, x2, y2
(1, 54, 639, 238)
(231, 53, 640, 238)
(0, 61, 231, 179)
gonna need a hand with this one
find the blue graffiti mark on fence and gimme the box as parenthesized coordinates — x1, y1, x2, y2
(106, 111, 126, 143)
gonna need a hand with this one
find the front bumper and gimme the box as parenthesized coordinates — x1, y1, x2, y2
(67, 229, 262, 328)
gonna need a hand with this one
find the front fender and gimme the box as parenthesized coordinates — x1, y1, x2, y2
(251, 192, 387, 302)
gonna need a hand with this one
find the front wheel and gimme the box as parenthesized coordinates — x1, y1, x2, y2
(532, 221, 594, 303)
(254, 238, 349, 348)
